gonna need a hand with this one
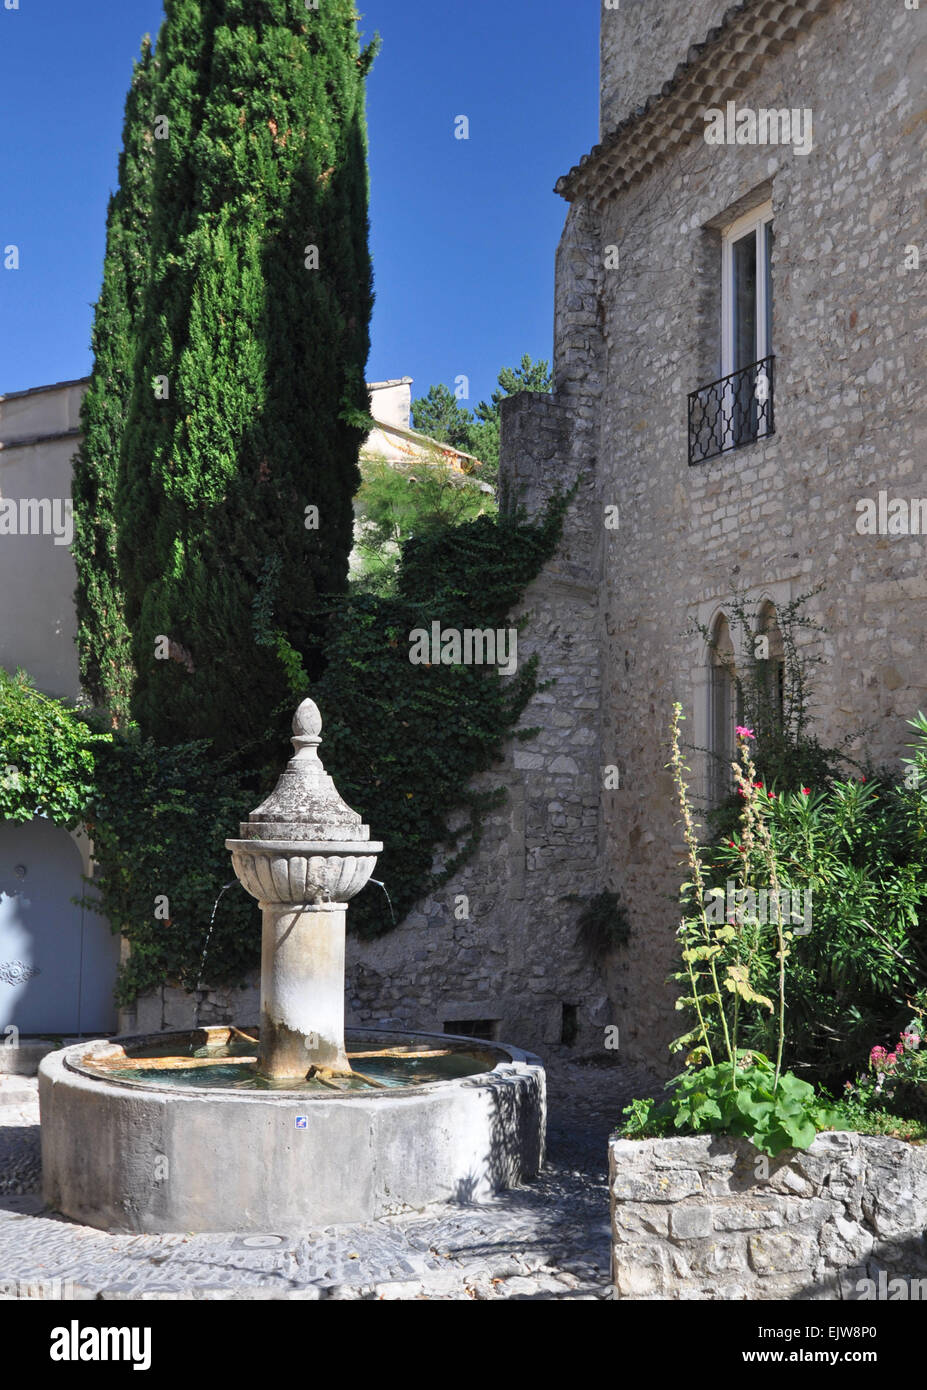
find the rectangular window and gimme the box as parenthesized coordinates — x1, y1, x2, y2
(722, 202, 773, 375)
(688, 201, 775, 465)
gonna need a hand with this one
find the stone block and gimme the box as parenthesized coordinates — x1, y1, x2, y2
(684, 1236, 750, 1277)
(748, 1232, 815, 1275)
(611, 1242, 669, 1298)
(613, 1203, 670, 1239)
(712, 1198, 786, 1233)
(819, 1215, 874, 1266)
(669, 1204, 715, 1240)
(613, 1169, 704, 1204)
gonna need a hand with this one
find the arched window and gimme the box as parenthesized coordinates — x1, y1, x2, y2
(756, 600, 785, 736)
(709, 613, 737, 804)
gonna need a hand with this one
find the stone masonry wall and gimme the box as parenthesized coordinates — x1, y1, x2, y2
(600, 0, 734, 135)
(338, 184, 616, 1057)
(610, 1132, 927, 1300)
(593, 0, 926, 1062)
(342, 387, 612, 1056)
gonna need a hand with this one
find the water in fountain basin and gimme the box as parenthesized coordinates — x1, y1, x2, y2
(84, 1037, 493, 1093)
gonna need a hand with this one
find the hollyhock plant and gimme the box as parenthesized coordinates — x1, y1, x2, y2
(652, 703, 839, 1156)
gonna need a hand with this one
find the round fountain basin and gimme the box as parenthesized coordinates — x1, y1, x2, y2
(39, 1027, 546, 1233)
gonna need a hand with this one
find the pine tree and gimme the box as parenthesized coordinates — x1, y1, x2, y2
(71, 38, 158, 723)
(77, 0, 376, 755)
(410, 383, 476, 452)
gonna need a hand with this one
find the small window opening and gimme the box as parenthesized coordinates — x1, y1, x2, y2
(443, 1018, 498, 1041)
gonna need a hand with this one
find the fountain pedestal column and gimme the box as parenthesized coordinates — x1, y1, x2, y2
(227, 698, 382, 1080)
(259, 901, 349, 1076)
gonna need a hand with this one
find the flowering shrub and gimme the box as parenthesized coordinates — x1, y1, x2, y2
(621, 705, 836, 1156)
(844, 998, 927, 1116)
(700, 712, 927, 1086)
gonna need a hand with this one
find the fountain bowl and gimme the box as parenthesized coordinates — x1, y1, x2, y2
(226, 839, 381, 906)
(39, 1026, 546, 1233)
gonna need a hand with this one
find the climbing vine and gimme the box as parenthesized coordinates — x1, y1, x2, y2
(84, 736, 258, 1007)
(0, 669, 109, 828)
(310, 492, 572, 936)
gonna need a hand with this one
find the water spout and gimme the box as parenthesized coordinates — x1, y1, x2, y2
(369, 879, 395, 927)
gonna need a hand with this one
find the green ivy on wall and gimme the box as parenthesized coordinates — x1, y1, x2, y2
(85, 736, 259, 1007)
(306, 494, 572, 936)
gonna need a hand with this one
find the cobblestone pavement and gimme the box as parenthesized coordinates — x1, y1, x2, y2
(0, 1058, 659, 1301)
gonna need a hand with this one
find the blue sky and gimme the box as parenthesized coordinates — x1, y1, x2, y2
(0, 0, 598, 409)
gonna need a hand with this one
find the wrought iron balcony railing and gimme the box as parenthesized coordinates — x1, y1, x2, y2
(687, 354, 775, 466)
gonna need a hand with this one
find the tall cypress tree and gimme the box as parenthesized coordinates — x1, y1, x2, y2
(77, 0, 376, 755)
(72, 38, 158, 723)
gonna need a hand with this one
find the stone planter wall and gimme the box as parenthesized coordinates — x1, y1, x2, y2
(610, 1132, 927, 1300)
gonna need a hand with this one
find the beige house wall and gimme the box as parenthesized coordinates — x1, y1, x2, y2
(0, 379, 85, 700)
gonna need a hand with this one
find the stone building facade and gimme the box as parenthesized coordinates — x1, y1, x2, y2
(346, 0, 926, 1063)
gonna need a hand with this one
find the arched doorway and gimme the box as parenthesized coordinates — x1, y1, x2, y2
(0, 818, 118, 1034)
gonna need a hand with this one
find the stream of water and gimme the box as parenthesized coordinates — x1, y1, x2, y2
(192, 880, 240, 1029)
(369, 879, 396, 926)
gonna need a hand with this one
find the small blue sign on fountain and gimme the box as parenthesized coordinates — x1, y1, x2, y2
(295, 1116, 308, 1129)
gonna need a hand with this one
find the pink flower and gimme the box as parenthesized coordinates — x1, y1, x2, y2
(802, 787, 811, 795)
(870, 1045, 888, 1067)
(736, 725, 755, 740)
(903, 1032, 921, 1050)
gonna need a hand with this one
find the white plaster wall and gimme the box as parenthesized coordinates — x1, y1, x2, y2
(368, 379, 412, 431)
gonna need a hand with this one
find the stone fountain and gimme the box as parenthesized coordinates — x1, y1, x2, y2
(227, 697, 381, 1080)
(39, 699, 545, 1232)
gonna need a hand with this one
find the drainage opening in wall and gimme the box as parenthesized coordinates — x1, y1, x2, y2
(560, 1003, 578, 1047)
(443, 1019, 498, 1041)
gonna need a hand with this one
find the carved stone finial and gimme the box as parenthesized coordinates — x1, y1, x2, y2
(293, 697, 323, 744)
(237, 697, 371, 844)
